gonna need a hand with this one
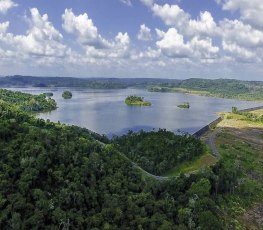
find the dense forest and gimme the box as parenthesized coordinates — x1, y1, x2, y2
(0, 89, 261, 229)
(0, 88, 56, 112)
(149, 78, 263, 101)
(112, 130, 204, 175)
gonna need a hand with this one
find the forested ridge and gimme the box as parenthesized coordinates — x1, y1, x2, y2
(0, 88, 56, 112)
(0, 89, 260, 229)
(149, 78, 263, 101)
(0, 75, 178, 89)
(112, 130, 204, 175)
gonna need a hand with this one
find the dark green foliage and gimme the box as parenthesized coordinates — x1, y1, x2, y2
(178, 102, 190, 109)
(125, 95, 151, 106)
(62, 91, 72, 99)
(0, 101, 151, 229)
(112, 129, 204, 175)
(0, 88, 57, 112)
(0, 89, 252, 229)
(0, 75, 180, 89)
(232, 106, 239, 114)
(149, 78, 263, 101)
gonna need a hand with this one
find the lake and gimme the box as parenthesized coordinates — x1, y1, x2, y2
(8, 87, 263, 137)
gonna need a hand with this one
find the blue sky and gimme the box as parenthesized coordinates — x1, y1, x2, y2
(0, 0, 263, 80)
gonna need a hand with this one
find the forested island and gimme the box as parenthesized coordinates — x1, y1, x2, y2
(177, 102, 190, 109)
(62, 91, 72, 99)
(125, 95, 151, 106)
(0, 88, 263, 228)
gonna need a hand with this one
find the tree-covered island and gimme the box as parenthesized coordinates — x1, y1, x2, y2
(177, 102, 190, 109)
(125, 95, 151, 106)
(62, 90, 72, 99)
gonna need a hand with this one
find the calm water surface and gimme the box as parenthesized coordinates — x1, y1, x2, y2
(8, 87, 263, 137)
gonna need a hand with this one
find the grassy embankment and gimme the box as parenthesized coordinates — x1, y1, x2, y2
(210, 109, 263, 228)
(164, 151, 217, 177)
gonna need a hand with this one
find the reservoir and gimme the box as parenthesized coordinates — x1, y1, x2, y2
(8, 87, 263, 137)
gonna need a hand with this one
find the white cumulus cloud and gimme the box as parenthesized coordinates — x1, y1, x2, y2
(221, 0, 263, 29)
(137, 24, 152, 41)
(62, 8, 111, 49)
(0, 8, 67, 59)
(156, 28, 192, 58)
(152, 3, 189, 28)
(0, 0, 17, 14)
(187, 11, 218, 36)
(220, 19, 263, 48)
(62, 9, 131, 59)
(0, 21, 9, 33)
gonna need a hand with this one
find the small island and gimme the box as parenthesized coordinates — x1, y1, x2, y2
(125, 95, 151, 106)
(177, 102, 190, 109)
(62, 91, 72, 99)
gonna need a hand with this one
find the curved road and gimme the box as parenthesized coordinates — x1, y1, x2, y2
(206, 129, 221, 160)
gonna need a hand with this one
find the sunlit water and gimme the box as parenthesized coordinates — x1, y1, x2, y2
(7, 87, 262, 137)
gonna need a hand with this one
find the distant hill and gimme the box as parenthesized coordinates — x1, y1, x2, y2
(0, 75, 180, 89)
(1, 75, 263, 101)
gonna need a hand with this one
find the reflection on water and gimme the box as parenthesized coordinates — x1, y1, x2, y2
(7, 87, 263, 137)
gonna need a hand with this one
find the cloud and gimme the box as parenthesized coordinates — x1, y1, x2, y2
(0, 0, 17, 14)
(119, 0, 132, 6)
(62, 9, 131, 60)
(156, 28, 219, 60)
(187, 11, 218, 36)
(219, 19, 263, 62)
(190, 36, 219, 59)
(62, 9, 111, 49)
(156, 28, 192, 58)
(221, 0, 263, 29)
(16, 8, 66, 57)
(115, 32, 130, 46)
(140, 0, 154, 7)
(220, 19, 263, 48)
(222, 41, 258, 62)
(146, 3, 219, 38)
(0, 8, 67, 59)
(152, 3, 189, 28)
(137, 24, 152, 41)
(0, 21, 9, 33)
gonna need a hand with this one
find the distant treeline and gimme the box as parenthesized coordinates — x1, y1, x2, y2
(0, 75, 179, 89)
(149, 78, 263, 101)
(1, 76, 263, 100)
